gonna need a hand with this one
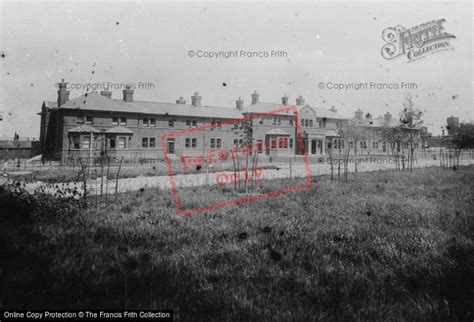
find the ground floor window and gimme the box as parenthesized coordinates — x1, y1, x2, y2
(257, 140, 263, 153)
(118, 137, 127, 149)
(278, 137, 288, 149)
(192, 138, 197, 148)
(71, 136, 80, 149)
(82, 135, 90, 149)
(167, 138, 175, 154)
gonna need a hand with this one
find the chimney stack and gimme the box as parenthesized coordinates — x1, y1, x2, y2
(281, 94, 289, 106)
(251, 90, 259, 105)
(384, 112, 392, 122)
(191, 92, 202, 107)
(365, 113, 372, 120)
(296, 95, 305, 106)
(176, 97, 187, 104)
(355, 109, 364, 120)
(329, 106, 337, 113)
(122, 85, 134, 103)
(100, 90, 112, 99)
(57, 79, 70, 107)
(235, 97, 244, 110)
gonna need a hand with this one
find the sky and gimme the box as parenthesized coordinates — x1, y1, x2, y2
(0, 0, 472, 139)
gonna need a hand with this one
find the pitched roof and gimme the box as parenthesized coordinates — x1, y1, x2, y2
(242, 102, 350, 119)
(266, 128, 291, 136)
(68, 125, 100, 133)
(57, 92, 243, 119)
(105, 127, 134, 134)
(44, 101, 58, 108)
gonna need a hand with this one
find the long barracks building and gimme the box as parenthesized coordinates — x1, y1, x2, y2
(39, 80, 397, 162)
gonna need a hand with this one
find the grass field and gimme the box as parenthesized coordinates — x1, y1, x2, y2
(1, 166, 473, 320)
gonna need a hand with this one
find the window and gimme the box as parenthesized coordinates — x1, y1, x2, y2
(334, 139, 338, 149)
(185, 138, 191, 148)
(322, 120, 326, 128)
(120, 117, 127, 126)
(309, 120, 313, 127)
(86, 116, 93, 125)
(277, 118, 281, 125)
(118, 137, 127, 149)
(360, 141, 364, 149)
(305, 120, 309, 127)
(272, 118, 277, 125)
(77, 116, 84, 125)
(350, 141, 354, 149)
(319, 121, 322, 128)
(149, 137, 156, 148)
(216, 138, 221, 148)
(257, 140, 263, 153)
(341, 140, 345, 149)
(278, 137, 288, 149)
(143, 118, 149, 127)
(82, 135, 90, 149)
(72, 136, 80, 149)
(109, 138, 116, 149)
(239, 139, 243, 147)
(234, 139, 238, 147)
(301, 119, 305, 126)
(150, 118, 156, 127)
(271, 139, 277, 149)
(259, 117, 264, 125)
(112, 117, 118, 126)
(186, 120, 191, 128)
(142, 137, 148, 148)
(290, 138, 294, 149)
(168, 120, 174, 128)
(210, 138, 215, 148)
(289, 119, 294, 126)
(192, 120, 197, 128)
(233, 123, 239, 130)
(191, 138, 197, 148)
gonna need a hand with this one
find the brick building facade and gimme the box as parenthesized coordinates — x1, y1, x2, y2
(38, 80, 350, 162)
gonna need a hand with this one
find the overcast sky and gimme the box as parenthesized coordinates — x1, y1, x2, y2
(0, 0, 472, 138)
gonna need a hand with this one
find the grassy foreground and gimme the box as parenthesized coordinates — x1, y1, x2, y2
(1, 166, 473, 321)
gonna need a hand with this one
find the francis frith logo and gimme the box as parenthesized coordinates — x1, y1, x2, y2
(381, 19, 456, 61)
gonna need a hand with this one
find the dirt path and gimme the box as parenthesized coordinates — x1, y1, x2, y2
(21, 158, 473, 196)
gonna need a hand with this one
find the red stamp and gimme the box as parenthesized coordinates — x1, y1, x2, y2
(161, 106, 313, 217)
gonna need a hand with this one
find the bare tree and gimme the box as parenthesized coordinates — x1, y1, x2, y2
(399, 94, 424, 172)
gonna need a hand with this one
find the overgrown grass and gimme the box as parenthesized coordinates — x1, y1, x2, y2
(1, 166, 473, 320)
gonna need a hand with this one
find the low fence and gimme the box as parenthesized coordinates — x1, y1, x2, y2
(2, 149, 473, 173)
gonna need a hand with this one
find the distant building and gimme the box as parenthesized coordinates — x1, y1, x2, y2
(0, 137, 38, 159)
(38, 80, 349, 162)
(446, 116, 460, 135)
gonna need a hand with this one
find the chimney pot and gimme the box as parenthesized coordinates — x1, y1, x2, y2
(236, 97, 244, 110)
(57, 79, 70, 106)
(100, 90, 112, 99)
(251, 90, 259, 104)
(355, 109, 364, 120)
(296, 95, 305, 106)
(122, 86, 134, 103)
(282, 94, 288, 106)
(176, 96, 187, 104)
(191, 92, 202, 107)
